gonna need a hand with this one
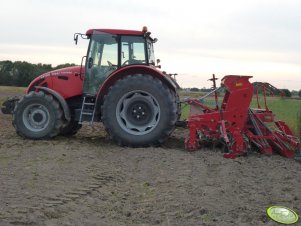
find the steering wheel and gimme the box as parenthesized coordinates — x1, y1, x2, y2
(107, 60, 118, 68)
(122, 60, 129, 66)
(107, 61, 113, 66)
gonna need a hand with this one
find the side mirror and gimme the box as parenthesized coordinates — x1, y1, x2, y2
(153, 38, 158, 43)
(74, 34, 79, 45)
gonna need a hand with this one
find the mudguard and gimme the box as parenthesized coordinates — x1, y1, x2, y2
(97, 65, 179, 99)
(94, 65, 180, 115)
(35, 86, 71, 122)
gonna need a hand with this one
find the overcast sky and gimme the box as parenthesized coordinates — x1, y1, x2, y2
(1, 0, 301, 90)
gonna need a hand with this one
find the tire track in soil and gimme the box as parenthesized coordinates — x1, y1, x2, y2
(1, 112, 301, 226)
(1, 166, 124, 226)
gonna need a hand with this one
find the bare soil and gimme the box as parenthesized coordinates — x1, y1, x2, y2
(0, 112, 300, 225)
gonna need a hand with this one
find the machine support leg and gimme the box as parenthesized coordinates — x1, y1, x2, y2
(185, 124, 200, 151)
(223, 130, 247, 159)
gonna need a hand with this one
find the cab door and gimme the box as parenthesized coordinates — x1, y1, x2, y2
(83, 33, 118, 95)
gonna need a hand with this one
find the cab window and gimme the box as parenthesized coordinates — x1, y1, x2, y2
(121, 36, 146, 66)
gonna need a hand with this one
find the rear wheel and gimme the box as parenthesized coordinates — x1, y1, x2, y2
(13, 91, 63, 139)
(102, 74, 178, 147)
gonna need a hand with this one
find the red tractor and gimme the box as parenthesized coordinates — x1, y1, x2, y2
(2, 27, 180, 147)
(2, 27, 300, 160)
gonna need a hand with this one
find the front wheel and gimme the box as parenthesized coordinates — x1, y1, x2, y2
(102, 74, 178, 147)
(13, 91, 63, 139)
(59, 119, 82, 136)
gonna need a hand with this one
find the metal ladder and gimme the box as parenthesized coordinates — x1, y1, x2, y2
(79, 96, 96, 124)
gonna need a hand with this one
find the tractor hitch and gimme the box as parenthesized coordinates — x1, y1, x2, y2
(1, 96, 20, 114)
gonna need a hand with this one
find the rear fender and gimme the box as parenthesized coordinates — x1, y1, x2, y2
(96, 65, 178, 105)
(35, 86, 71, 122)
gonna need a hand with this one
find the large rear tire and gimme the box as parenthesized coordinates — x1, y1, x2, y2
(13, 91, 63, 139)
(102, 74, 178, 147)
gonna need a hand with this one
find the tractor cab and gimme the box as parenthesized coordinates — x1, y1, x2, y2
(82, 28, 156, 94)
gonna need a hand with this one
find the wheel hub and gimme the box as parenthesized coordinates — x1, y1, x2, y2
(128, 101, 151, 124)
(33, 112, 43, 122)
(116, 91, 160, 135)
(23, 104, 50, 132)
(31, 109, 47, 125)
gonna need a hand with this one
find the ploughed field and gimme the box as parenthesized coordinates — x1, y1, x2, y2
(0, 86, 300, 226)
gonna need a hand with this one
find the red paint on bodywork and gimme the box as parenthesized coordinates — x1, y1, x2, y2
(26, 64, 175, 102)
(27, 66, 84, 99)
(26, 73, 53, 93)
(185, 75, 300, 159)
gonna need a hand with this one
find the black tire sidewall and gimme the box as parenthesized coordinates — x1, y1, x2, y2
(60, 119, 82, 136)
(102, 75, 177, 146)
(14, 93, 60, 139)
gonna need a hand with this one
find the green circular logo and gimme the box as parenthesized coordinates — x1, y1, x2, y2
(267, 206, 299, 224)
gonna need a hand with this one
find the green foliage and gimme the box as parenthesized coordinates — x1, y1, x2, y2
(280, 89, 292, 97)
(55, 63, 78, 70)
(291, 90, 298, 97)
(190, 87, 199, 92)
(0, 61, 76, 87)
(299, 90, 301, 98)
(253, 97, 301, 137)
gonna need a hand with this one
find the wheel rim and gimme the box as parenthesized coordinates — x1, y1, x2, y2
(116, 91, 160, 135)
(22, 103, 50, 132)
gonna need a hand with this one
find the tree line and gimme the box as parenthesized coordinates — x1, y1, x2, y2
(187, 85, 301, 98)
(0, 61, 76, 87)
(0, 60, 300, 98)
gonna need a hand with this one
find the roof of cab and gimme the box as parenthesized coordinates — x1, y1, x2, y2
(86, 29, 144, 36)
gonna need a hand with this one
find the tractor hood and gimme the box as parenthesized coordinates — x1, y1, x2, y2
(48, 66, 82, 77)
(36, 66, 83, 80)
(26, 66, 84, 93)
